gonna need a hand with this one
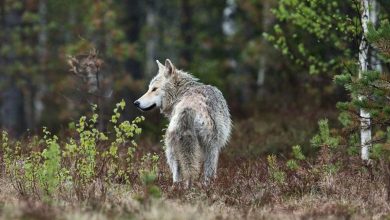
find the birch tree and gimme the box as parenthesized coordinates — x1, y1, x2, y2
(222, 0, 236, 37)
(359, 0, 381, 160)
(358, 0, 370, 160)
(369, 0, 382, 73)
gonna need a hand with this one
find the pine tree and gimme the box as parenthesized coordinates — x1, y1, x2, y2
(335, 14, 390, 161)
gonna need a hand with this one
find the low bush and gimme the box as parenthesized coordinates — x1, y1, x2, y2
(0, 100, 157, 203)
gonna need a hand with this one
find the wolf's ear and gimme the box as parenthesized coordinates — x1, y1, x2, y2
(164, 59, 176, 77)
(156, 60, 164, 70)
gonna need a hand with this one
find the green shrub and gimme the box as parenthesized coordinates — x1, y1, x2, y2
(139, 153, 161, 201)
(310, 119, 339, 149)
(267, 154, 286, 185)
(286, 145, 306, 171)
(0, 100, 149, 202)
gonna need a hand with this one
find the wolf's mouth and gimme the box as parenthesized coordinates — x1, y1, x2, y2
(139, 103, 156, 111)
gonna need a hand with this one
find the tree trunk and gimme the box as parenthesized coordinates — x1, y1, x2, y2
(25, 0, 47, 132)
(124, 0, 142, 79)
(145, 0, 159, 78)
(0, 1, 26, 137)
(359, 0, 382, 161)
(222, 0, 236, 36)
(359, 0, 371, 161)
(369, 0, 382, 73)
(34, 0, 48, 129)
(257, 0, 274, 97)
(1, 84, 26, 137)
(180, 0, 192, 68)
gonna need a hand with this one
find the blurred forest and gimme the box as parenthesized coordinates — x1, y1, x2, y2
(3, 0, 390, 219)
(0, 0, 390, 152)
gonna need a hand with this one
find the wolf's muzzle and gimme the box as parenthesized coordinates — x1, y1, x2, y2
(133, 100, 140, 108)
(141, 103, 156, 111)
(133, 101, 156, 111)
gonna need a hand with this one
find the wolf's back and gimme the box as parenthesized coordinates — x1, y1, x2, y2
(190, 85, 232, 149)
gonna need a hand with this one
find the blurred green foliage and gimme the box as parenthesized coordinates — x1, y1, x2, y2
(265, 0, 359, 75)
(0, 100, 146, 200)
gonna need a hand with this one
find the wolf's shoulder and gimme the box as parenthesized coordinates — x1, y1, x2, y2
(182, 84, 228, 114)
(185, 84, 224, 98)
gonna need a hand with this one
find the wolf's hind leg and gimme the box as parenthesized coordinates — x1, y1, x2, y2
(176, 129, 201, 181)
(204, 148, 219, 184)
(166, 108, 201, 185)
(165, 146, 181, 183)
(172, 161, 181, 183)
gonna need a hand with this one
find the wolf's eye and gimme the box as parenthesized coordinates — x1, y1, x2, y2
(151, 87, 158, 92)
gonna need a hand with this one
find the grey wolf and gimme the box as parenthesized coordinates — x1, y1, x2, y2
(134, 59, 231, 186)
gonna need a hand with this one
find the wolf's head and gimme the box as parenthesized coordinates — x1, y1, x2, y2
(134, 59, 178, 112)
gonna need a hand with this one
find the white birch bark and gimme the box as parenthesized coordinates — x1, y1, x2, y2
(369, 0, 382, 73)
(359, 0, 371, 160)
(360, 0, 382, 160)
(222, 0, 236, 36)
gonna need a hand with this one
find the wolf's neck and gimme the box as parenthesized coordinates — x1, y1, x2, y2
(161, 72, 201, 117)
(175, 73, 201, 96)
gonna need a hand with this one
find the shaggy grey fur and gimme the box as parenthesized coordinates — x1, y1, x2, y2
(135, 59, 231, 185)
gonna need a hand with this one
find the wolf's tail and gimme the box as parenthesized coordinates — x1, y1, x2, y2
(169, 108, 201, 180)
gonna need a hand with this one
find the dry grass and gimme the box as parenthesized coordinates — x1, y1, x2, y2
(0, 154, 389, 220)
(1, 109, 389, 219)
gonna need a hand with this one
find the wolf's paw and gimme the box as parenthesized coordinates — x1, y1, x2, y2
(184, 179, 193, 189)
(170, 179, 194, 191)
(202, 177, 216, 187)
(171, 181, 187, 191)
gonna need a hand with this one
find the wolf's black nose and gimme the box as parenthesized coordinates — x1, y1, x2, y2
(133, 100, 140, 107)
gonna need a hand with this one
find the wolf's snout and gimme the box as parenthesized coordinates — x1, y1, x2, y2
(133, 100, 140, 107)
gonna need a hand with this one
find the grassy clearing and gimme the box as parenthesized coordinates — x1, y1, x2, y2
(0, 156, 389, 220)
(0, 103, 389, 219)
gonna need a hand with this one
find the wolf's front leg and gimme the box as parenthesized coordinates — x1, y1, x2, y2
(165, 146, 181, 183)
